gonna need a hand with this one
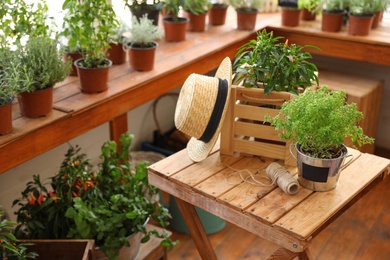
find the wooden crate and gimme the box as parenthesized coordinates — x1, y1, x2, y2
(319, 70, 384, 154)
(220, 85, 296, 166)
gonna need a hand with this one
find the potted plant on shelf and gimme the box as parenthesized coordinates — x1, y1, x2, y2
(12, 132, 177, 260)
(0, 68, 15, 135)
(264, 86, 374, 191)
(319, 0, 347, 32)
(371, 0, 389, 28)
(183, 0, 212, 32)
(62, 0, 119, 93)
(278, 0, 302, 27)
(348, 0, 376, 36)
(228, 0, 263, 30)
(6, 37, 71, 118)
(1, 206, 38, 260)
(298, 0, 320, 21)
(208, 0, 229, 26)
(108, 20, 130, 65)
(124, 0, 163, 26)
(125, 15, 163, 71)
(162, 0, 189, 42)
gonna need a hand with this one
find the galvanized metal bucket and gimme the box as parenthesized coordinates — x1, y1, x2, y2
(290, 143, 354, 192)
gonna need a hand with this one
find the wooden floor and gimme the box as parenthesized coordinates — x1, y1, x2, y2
(166, 149, 390, 260)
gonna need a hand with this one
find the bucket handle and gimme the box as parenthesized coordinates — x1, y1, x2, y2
(289, 143, 297, 162)
(338, 154, 354, 171)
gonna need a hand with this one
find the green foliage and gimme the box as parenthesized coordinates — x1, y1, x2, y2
(61, 0, 119, 68)
(298, 0, 320, 13)
(0, 0, 53, 48)
(124, 0, 163, 12)
(163, 0, 186, 21)
(228, 0, 263, 11)
(13, 133, 177, 260)
(183, 0, 212, 14)
(349, 0, 381, 15)
(109, 20, 131, 46)
(0, 207, 38, 260)
(232, 30, 319, 95)
(0, 68, 15, 106)
(264, 86, 374, 159)
(5, 37, 71, 94)
(319, 0, 347, 12)
(127, 15, 163, 48)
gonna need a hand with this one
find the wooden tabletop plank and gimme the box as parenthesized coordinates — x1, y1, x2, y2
(275, 152, 390, 239)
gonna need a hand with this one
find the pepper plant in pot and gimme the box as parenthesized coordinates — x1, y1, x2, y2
(13, 132, 177, 260)
(124, 0, 163, 26)
(319, 0, 347, 32)
(229, 0, 263, 30)
(6, 37, 71, 118)
(162, 0, 189, 42)
(125, 14, 163, 71)
(208, 0, 229, 26)
(183, 0, 212, 32)
(264, 86, 374, 191)
(62, 0, 119, 93)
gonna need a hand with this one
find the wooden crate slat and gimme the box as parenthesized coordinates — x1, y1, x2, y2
(235, 103, 280, 121)
(233, 139, 286, 160)
(274, 151, 390, 239)
(235, 120, 281, 141)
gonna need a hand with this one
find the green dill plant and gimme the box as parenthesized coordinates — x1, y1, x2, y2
(264, 86, 374, 159)
(232, 29, 319, 95)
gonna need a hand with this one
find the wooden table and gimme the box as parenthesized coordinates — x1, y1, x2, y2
(148, 142, 390, 259)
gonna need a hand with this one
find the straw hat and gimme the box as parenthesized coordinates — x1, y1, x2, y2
(174, 57, 232, 162)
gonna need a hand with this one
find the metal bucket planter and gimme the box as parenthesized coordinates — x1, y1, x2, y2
(291, 143, 353, 191)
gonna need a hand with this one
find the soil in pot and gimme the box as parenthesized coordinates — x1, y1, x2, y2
(348, 14, 374, 36)
(236, 9, 258, 31)
(18, 86, 53, 118)
(75, 59, 112, 94)
(0, 101, 12, 135)
(163, 17, 189, 42)
(127, 42, 158, 71)
(209, 4, 228, 26)
(321, 10, 345, 32)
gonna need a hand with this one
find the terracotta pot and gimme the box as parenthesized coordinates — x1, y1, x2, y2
(301, 8, 316, 21)
(348, 14, 374, 36)
(321, 10, 345, 32)
(64, 51, 82, 76)
(236, 8, 258, 31)
(209, 4, 228, 26)
(187, 12, 207, 32)
(131, 8, 161, 26)
(108, 43, 126, 65)
(18, 86, 53, 118)
(281, 8, 301, 27)
(371, 11, 382, 29)
(75, 59, 112, 94)
(0, 101, 12, 135)
(127, 42, 158, 71)
(163, 17, 189, 42)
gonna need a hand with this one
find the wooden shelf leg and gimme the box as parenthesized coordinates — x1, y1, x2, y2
(267, 247, 313, 260)
(174, 197, 218, 260)
(109, 113, 128, 144)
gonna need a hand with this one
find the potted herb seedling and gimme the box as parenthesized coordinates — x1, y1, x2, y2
(124, 0, 163, 26)
(348, 0, 377, 36)
(228, 0, 263, 30)
(162, 0, 189, 42)
(6, 37, 71, 118)
(13, 132, 177, 260)
(208, 0, 229, 25)
(371, 0, 389, 28)
(108, 20, 130, 65)
(319, 0, 347, 32)
(62, 0, 119, 93)
(125, 15, 163, 71)
(264, 86, 374, 191)
(278, 0, 302, 27)
(183, 0, 212, 32)
(298, 0, 320, 20)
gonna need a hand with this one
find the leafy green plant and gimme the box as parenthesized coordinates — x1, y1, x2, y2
(109, 20, 131, 46)
(228, 0, 263, 12)
(163, 0, 186, 21)
(319, 0, 347, 12)
(13, 132, 177, 260)
(5, 37, 71, 94)
(0, 67, 15, 106)
(349, 0, 378, 15)
(299, 0, 320, 13)
(61, 0, 119, 68)
(210, 0, 229, 8)
(1, 207, 38, 260)
(184, 0, 212, 14)
(127, 15, 163, 48)
(232, 30, 319, 95)
(124, 0, 163, 12)
(264, 86, 374, 159)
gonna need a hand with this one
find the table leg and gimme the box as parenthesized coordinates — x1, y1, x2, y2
(109, 113, 128, 144)
(174, 197, 218, 260)
(267, 247, 313, 260)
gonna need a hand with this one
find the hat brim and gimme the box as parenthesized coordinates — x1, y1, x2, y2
(187, 57, 232, 162)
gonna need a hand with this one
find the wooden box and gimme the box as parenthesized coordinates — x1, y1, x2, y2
(220, 85, 296, 166)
